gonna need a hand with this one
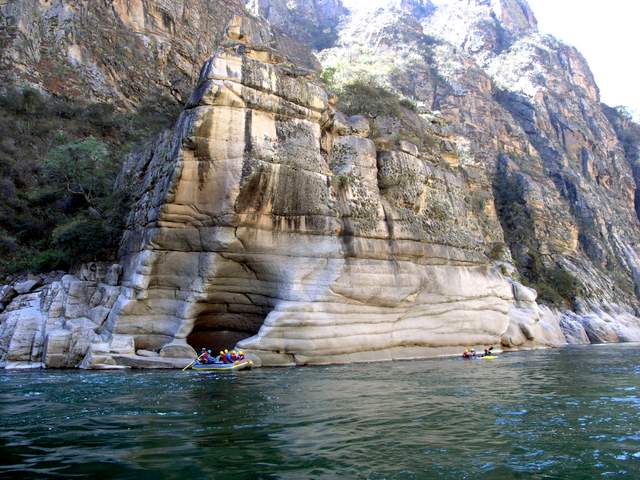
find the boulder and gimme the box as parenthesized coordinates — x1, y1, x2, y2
(581, 315, 620, 343)
(14, 279, 41, 295)
(136, 349, 160, 358)
(559, 313, 590, 344)
(512, 282, 538, 303)
(159, 340, 197, 359)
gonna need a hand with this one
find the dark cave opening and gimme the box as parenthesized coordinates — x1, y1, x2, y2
(186, 305, 268, 354)
(187, 330, 255, 355)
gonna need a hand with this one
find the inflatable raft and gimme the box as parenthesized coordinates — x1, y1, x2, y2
(463, 355, 499, 360)
(189, 359, 253, 372)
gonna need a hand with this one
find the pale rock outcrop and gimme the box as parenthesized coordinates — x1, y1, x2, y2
(320, 0, 640, 318)
(81, 14, 552, 368)
(0, 12, 550, 368)
(0, 264, 126, 369)
(502, 283, 566, 349)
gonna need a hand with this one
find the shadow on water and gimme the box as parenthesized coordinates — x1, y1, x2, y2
(2, 345, 640, 479)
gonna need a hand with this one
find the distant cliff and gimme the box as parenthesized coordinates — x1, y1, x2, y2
(1, 0, 640, 369)
(0, 0, 244, 106)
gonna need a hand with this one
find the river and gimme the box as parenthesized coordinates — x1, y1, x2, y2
(1, 345, 640, 479)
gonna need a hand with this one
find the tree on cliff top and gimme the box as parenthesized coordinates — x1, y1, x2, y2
(44, 137, 112, 217)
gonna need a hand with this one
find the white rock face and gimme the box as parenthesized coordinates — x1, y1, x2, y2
(89, 15, 555, 367)
(0, 265, 125, 369)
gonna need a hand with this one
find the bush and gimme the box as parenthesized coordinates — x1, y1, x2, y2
(0, 229, 17, 253)
(44, 137, 112, 210)
(337, 79, 404, 118)
(332, 174, 353, 189)
(487, 242, 508, 260)
(320, 67, 337, 89)
(84, 103, 118, 132)
(524, 261, 582, 307)
(0, 87, 45, 115)
(399, 98, 417, 112)
(52, 215, 120, 262)
(547, 267, 581, 302)
(30, 249, 70, 273)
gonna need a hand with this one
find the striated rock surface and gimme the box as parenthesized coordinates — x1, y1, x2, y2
(246, 0, 347, 49)
(108, 13, 555, 367)
(1, 0, 640, 368)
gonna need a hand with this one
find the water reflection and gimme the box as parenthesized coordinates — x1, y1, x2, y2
(1, 344, 640, 479)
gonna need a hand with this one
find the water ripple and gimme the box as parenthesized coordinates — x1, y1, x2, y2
(1, 344, 640, 478)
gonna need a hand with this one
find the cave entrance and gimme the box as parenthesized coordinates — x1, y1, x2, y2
(186, 303, 268, 354)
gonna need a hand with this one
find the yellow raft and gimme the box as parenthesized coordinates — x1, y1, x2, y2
(189, 359, 254, 372)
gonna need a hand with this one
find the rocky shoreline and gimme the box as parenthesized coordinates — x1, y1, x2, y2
(2, 261, 639, 370)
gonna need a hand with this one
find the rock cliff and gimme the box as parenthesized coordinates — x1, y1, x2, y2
(0, 0, 281, 105)
(1, 0, 640, 369)
(318, 0, 640, 314)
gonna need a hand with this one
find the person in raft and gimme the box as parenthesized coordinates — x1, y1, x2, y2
(217, 349, 246, 363)
(462, 348, 476, 359)
(199, 348, 214, 364)
(483, 347, 494, 357)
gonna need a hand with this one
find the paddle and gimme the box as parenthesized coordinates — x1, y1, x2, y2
(182, 352, 206, 371)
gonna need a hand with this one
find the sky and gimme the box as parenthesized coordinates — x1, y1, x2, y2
(343, 0, 640, 119)
(528, 0, 640, 118)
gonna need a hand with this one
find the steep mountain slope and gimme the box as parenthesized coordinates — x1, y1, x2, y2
(0, 1, 328, 277)
(0, 0, 245, 106)
(1, 0, 640, 369)
(313, 0, 640, 311)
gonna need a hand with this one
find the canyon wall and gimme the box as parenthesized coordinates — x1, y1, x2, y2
(0, 0, 304, 105)
(1, 0, 640, 368)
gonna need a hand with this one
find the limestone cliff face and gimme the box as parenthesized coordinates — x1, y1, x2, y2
(106, 13, 558, 367)
(246, 0, 347, 49)
(1, 0, 640, 369)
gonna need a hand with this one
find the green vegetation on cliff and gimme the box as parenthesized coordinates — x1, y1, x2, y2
(321, 73, 426, 150)
(0, 88, 180, 279)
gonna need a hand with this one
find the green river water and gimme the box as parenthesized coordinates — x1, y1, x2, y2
(1, 344, 640, 479)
